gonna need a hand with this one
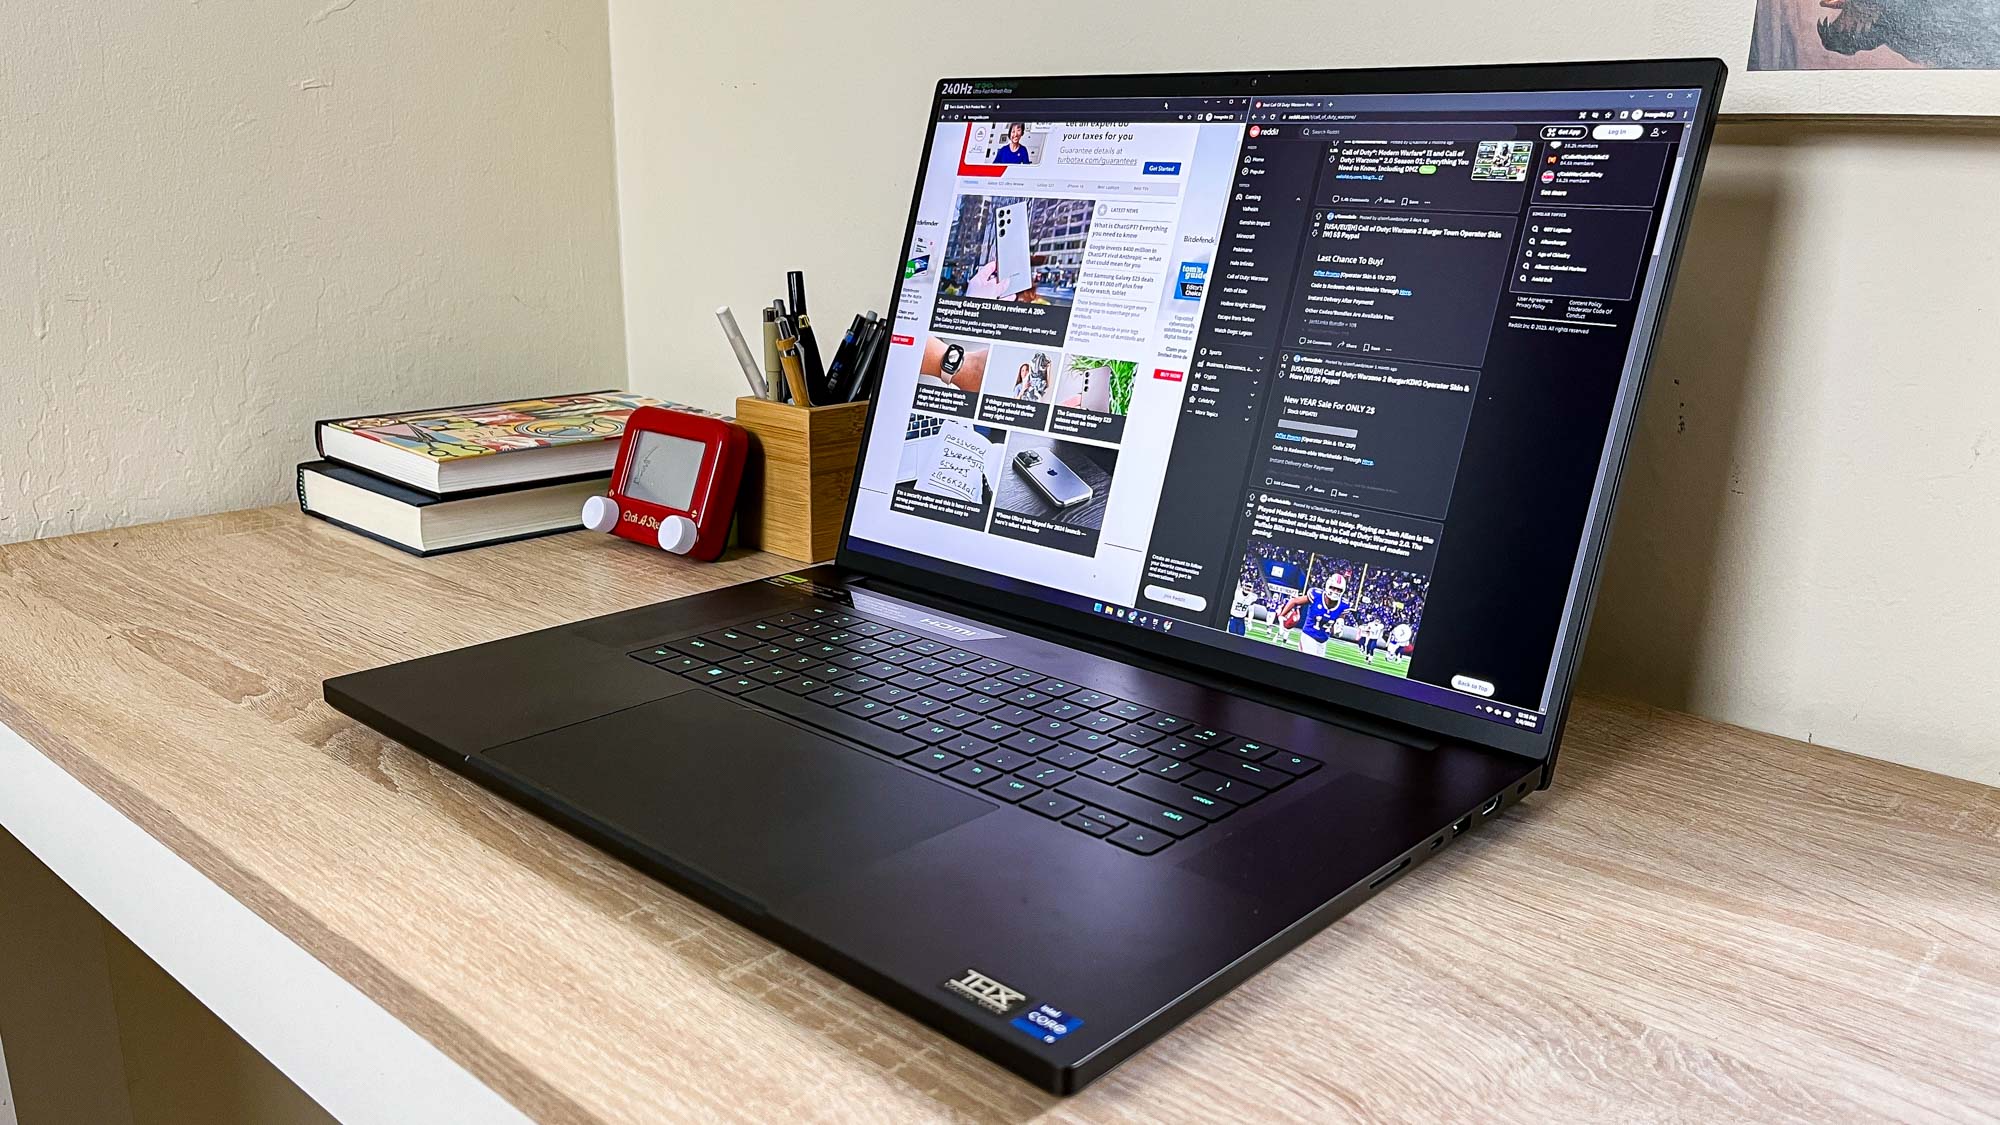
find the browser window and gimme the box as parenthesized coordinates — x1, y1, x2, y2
(849, 84, 1707, 735)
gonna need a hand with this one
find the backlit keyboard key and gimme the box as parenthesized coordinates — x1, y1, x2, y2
(1026, 792, 1083, 819)
(1060, 730, 1120, 753)
(1002, 731, 1059, 755)
(1020, 764, 1074, 787)
(941, 735, 996, 758)
(976, 748, 1033, 772)
(1191, 751, 1283, 789)
(1108, 826, 1171, 855)
(944, 760, 1001, 786)
(1107, 744, 1155, 767)
(1258, 750, 1322, 776)
(1185, 772, 1259, 804)
(870, 710, 924, 732)
(1078, 759, 1135, 785)
(1121, 773, 1231, 820)
(980, 776, 1041, 803)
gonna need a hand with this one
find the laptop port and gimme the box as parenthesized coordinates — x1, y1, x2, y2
(1481, 794, 1504, 816)
(1368, 856, 1412, 890)
(1451, 816, 1472, 837)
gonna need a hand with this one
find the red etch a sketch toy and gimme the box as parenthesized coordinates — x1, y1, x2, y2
(580, 405, 748, 561)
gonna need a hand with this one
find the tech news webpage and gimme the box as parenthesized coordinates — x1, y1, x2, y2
(852, 113, 1238, 596)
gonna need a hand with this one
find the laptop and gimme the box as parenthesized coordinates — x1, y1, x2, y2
(327, 58, 1726, 1093)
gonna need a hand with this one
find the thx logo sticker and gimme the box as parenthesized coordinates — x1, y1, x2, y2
(942, 968, 1027, 1016)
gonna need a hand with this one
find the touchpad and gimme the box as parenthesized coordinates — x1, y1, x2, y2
(480, 691, 994, 906)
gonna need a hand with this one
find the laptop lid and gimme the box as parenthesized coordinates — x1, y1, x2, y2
(836, 59, 1727, 762)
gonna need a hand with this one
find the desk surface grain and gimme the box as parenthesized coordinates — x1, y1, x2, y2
(0, 508, 1994, 1124)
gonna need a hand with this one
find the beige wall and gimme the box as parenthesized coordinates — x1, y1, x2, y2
(607, 3, 2000, 784)
(0, 0, 625, 544)
(1588, 122, 2000, 786)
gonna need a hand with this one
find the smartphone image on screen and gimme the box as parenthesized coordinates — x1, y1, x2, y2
(993, 202, 1033, 296)
(1013, 448, 1093, 509)
(1055, 364, 1113, 413)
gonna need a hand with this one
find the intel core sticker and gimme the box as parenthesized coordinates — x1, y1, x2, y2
(942, 967, 1027, 1017)
(1011, 1003, 1084, 1045)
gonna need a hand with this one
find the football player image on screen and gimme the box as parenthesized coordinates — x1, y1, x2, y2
(1227, 580, 1253, 637)
(1361, 619, 1387, 663)
(1281, 571, 1351, 659)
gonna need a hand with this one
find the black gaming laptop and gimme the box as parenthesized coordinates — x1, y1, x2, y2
(327, 59, 1726, 1093)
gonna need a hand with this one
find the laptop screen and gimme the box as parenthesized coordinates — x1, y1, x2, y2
(845, 68, 1716, 744)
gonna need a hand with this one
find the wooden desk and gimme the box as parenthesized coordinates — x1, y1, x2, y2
(0, 508, 1995, 1122)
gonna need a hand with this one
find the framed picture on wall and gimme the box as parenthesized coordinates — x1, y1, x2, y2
(1652, 0, 2000, 115)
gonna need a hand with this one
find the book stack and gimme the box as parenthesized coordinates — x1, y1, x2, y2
(297, 391, 676, 556)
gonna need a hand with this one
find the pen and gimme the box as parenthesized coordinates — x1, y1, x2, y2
(760, 307, 782, 401)
(860, 329, 889, 401)
(795, 309, 828, 394)
(773, 316, 814, 406)
(715, 306, 769, 399)
(842, 314, 879, 399)
(822, 313, 864, 402)
(783, 272, 829, 392)
(770, 300, 791, 403)
(847, 314, 888, 403)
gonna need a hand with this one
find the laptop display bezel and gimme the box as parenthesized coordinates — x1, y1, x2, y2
(833, 58, 1728, 764)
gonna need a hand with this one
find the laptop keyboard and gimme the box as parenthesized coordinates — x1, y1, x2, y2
(629, 604, 1323, 856)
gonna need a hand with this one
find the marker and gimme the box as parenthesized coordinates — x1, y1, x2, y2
(715, 306, 768, 399)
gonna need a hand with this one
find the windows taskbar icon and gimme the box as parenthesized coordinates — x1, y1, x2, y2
(1094, 602, 1171, 631)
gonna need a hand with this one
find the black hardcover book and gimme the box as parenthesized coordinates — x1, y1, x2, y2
(296, 461, 606, 557)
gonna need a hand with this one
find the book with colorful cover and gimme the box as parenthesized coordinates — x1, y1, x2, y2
(314, 391, 723, 494)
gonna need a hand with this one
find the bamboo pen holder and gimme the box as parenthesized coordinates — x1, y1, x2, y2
(733, 396, 869, 563)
